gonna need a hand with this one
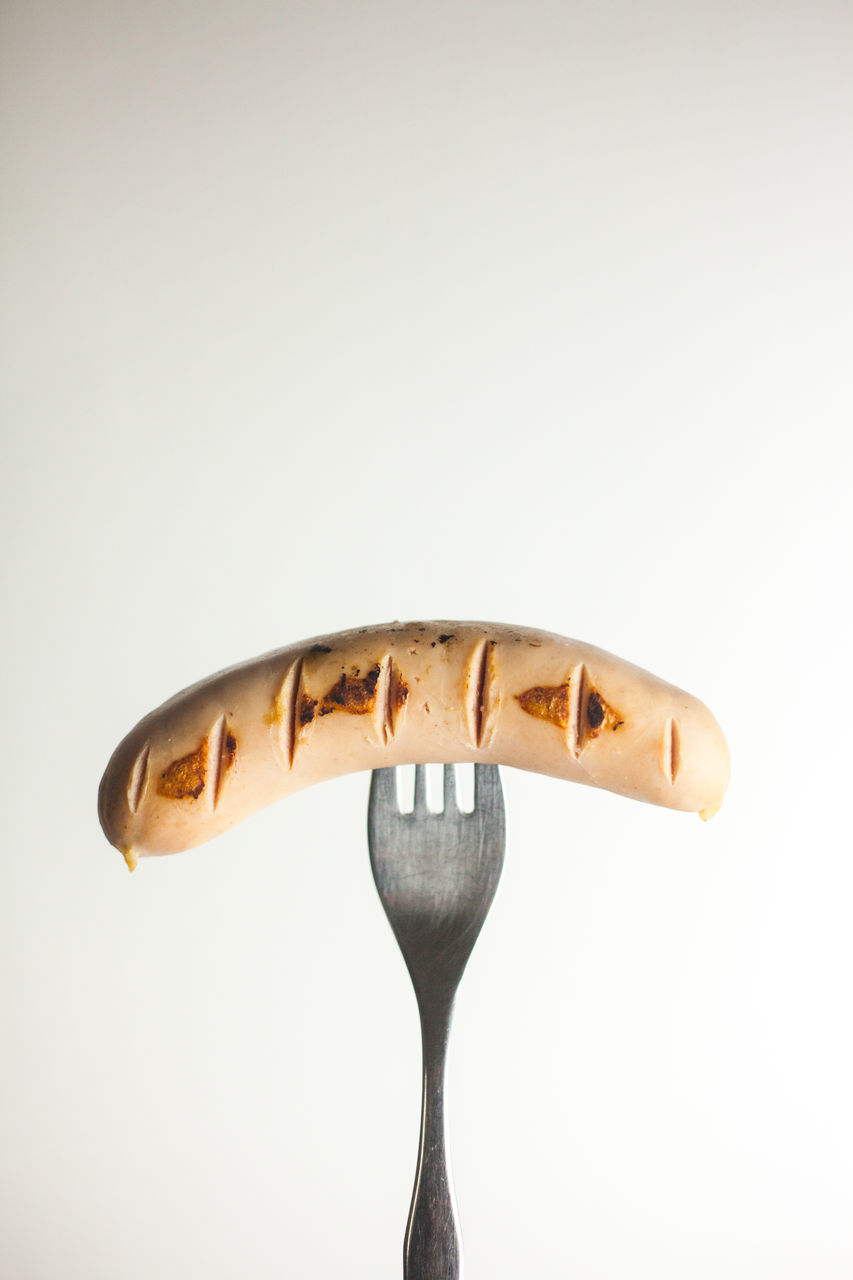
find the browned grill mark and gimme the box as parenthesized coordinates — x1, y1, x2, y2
(208, 715, 238, 810)
(662, 717, 680, 784)
(318, 663, 381, 717)
(584, 686, 624, 742)
(298, 691, 317, 726)
(157, 736, 208, 801)
(581, 681, 624, 747)
(127, 743, 150, 814)
(376, 655, 409, 744)
(587, 689, 605, 730)
(517, 682, 571, 729)
(464, 639, 498, 747)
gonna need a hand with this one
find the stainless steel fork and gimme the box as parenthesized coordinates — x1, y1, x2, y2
(368, 763, 507, 1280)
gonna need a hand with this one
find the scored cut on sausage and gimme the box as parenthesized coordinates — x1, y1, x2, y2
(98, 621, 730, 869)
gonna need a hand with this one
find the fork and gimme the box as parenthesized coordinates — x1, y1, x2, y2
(368, 763, 507, 1280)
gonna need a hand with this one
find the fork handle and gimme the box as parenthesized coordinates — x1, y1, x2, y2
(405, 1004, 461, 1280)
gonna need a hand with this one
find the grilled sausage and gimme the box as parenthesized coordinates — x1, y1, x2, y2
(98, 621, 730, 868)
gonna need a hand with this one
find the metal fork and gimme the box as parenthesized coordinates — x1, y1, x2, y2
(368, 763, 507, 1280)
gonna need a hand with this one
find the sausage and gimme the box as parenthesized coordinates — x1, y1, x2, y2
(98, 621, 730, 869)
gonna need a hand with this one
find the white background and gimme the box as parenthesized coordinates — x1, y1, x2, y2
(2, 2, 852, 1276)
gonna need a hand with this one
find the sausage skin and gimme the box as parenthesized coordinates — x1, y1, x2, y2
(98, 621, 730, 868)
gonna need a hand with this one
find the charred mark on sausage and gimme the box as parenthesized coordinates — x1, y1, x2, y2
(158, 738, 208, 801)
(586, 690, 606, 730)
(319, 664, 381, 716)
(298, 693, 317, 726)
(584, 686, 624, 740)
(516, 683, 571, 729)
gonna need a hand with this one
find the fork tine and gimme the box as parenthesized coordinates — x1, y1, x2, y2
(413, 763, 428, 814)
(369, 767, 398, 817)
(473, 762, 503, 809)
(443, 763, 458, 813)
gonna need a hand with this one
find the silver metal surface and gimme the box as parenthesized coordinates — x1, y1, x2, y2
(368, 764, 506, 1280)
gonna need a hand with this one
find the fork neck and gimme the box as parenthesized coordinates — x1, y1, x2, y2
(419, 995, 454, 1067)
